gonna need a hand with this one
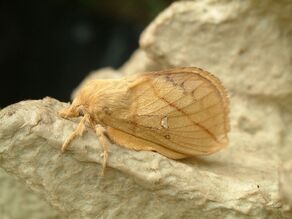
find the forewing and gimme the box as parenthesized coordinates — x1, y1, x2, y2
(114, 68, 229, 156)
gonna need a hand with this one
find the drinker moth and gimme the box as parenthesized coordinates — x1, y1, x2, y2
(59, 67, 230, 174)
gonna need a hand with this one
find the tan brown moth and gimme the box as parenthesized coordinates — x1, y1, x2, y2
(59, 67, 230, 174)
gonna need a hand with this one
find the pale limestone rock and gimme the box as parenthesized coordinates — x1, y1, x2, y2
(140, 0, 292, 97)
(279, 110, 292, 163)
(0, 97, 286, 218)
(0, 168, 61, 219)
(120, 49, 161, 75)
(279, 160, 292, 213)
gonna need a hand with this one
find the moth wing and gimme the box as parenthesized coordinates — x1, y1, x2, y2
(108, 67, 229, 157)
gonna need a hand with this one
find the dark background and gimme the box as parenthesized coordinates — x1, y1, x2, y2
(0, 0, 173, 108)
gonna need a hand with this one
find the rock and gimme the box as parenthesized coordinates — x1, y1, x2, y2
(0, 168, 61, 219)
(279, 160, 292, 213)
(140, 0, 292, 97)
(120, 49, 161, 75)
(0, 96, 286, 218)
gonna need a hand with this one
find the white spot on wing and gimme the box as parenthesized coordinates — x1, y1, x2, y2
(161, 116, 168, 129)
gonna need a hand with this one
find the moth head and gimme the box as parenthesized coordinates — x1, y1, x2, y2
(58, 93, 88, 119)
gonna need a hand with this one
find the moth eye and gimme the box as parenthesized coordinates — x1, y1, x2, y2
(78, 108, 84, 116)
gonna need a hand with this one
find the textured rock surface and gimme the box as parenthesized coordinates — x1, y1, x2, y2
(279, 160, 292, 213)
(1, 0, 292, 218)
(0, 97, 286, 219)
(0, 168, 61, 219)
(140, 0, 292, 97)
(120, 49, 160, 76)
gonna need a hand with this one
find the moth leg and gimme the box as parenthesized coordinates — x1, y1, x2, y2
(61, 114, 89, 152)
(95, 125, 110, 176)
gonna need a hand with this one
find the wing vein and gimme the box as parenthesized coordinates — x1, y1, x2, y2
(148, 78, 220, 143)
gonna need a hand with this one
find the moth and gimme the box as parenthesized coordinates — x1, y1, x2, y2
(59, 67, 230, 174)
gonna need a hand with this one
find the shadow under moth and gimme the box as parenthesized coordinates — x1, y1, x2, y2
(59, 67, 230, 175)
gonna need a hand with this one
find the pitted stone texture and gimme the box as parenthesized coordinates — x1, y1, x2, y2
(0, 97, 287, 219)
(0, 169, 62, 219)
(120, 49, 161, 76)
(140, 0, 292, 97)
(279, 160, 292, 213)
